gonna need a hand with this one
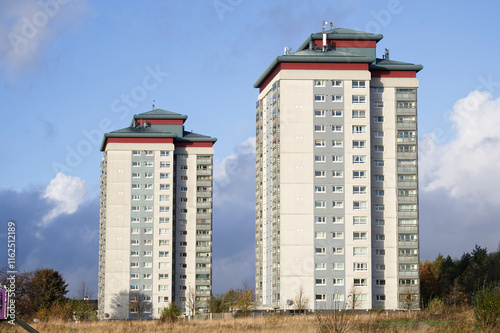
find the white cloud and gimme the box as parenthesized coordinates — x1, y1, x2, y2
(41, 172, 87, 226)
(420, 90, 500, 206)
(0, 0, 88, 74)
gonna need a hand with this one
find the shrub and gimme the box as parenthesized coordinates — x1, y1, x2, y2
(473, 283, 500, 330)
(160, 302, 181, 323)
(427, 297, 444, 315)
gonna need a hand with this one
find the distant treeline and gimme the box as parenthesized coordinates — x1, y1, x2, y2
(420, 244, 500, 307)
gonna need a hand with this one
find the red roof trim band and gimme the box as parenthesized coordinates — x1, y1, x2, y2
(371, 70, 417, 78)
(311, 40, 377, 48)
(176, 142, 213, 148)
(135, 119, 184, 125)
(259, 62, 368, 92)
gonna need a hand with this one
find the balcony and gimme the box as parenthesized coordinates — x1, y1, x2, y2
(396, 122, 417, 129)
(398, 226, 418, 232)
(399, 271, 419, 277)
(398, 211, 418, 218)
(399, 240, 418, 247)
(397, 166, 417, 173)
(196, 169, 212, 175)
(398, 196, 418, 203)
(197, 180, 211, 186)
(398, 181, 417, 187)
(397, 152, 417, 159)
(196, 202, 212, 208)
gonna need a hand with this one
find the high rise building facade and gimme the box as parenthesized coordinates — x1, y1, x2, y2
(254, 28, 422, 310)
(98, 109, 216, 319)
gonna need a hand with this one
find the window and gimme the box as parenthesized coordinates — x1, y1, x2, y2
(159, 240, 170, 246)
(158, 296, 169, 303)
(160, 173, 170, 180)
(143, 273, 152, 279)
(315, 232, 326, 239)
(158, 285, 169, 292)
(144, 217, 152, 223)
(373, 131, 384, 138)
(332, 95, 343, 102)
(353, 247, 367, 256)
(159, 251, 169, 258)
(375, 204, 385, 211)
(131, 273, 139, 279)
(353, 186, 367, 195)
(144, 228, 153, 234)
(376, 279, 386, 286)
(315, 216, 326, 223)
(374, 146, 384, 152)
(144, 184, 153, 189)
(144, 239, 152, 245)
(131, 206, 140, 212)
(159, 262, 169, 269)
(315, 201, 326, 208)
(132, 161, 140, 167)
(373, 102, 384, 108)
(132, 173, 140, 178)
(376, 295, 386, 301)
(144, 150, 153, 156)
(376, 264, 386, 271)
(315, 263, 326, 270)
(159, 229, 170, 235)
(354, 278, 368, 286)
(353, 263, 368, 271)
(400, 264, 418, 271)
(354, 294, 368, 301)
(352, 125, 366, 134)
(315, 170, 326, 178)
(315, 140, 326, 147)
(373, 87, 384, 94)
(332, 125, 343, 132)
(354, 232, 368, 241)
(332, 201, 343, 208)
(399, 233, 418, 240)
(144, 206, 153, 212)
(315, 95, 326, 102)
(315, 155, 326, 162)
(332, 232, 344, 239)
(143, 262, 152, 268)
(353, 171, 367, 179)
(132, 150, 141, 156)
(332, 247, 344, 254)
(180, 176, 188, 181)
(374, 190, 385, 197)
(160, 151, 170, 157)
(373, 116, 384, 123)
(333, 294, 345, 301)
(352, 81, 366, 89)
(333, 278, 344, 286)
(332, 216, 344, 224)
(159, 217, 169, 224)
(353, 156, 366, 164)
(315, 125, 325, 132)
(160, 162, 170, 168)
(316, 294, 326, 301)
(332, 80, 342, 86)
(130, 285, 139, 290)
(353, 216, 367, 225)
(130, 262, 139, 268)
(333, 263, 344, 270)
(158, 273, 169, 280)
(131, 228, 140, 234)
(315, 110, 325, 117)
(332, 171, 343, 178)
(131, 239, 139, 245)
(314, 80, 326, 87)
(376, 234, 386, 241)
(352, 110, 366, 118)
(132, 183, 140, 189)
(332, 110, 343, 117)
(315, 186, 326, 194)
(376, 249, 386, 256)
(352, 95, 366, 103)
(332, 140, 343, 147)
(159, 195, 170, 202)
(375, 219, 385, 226)
(316, 278, 326, 286)
(332, 186, 343, 193)
(144, 161, 153, 167)
(353, 140, 366, 149)
(131, 217, 140, 223)
(353, 201, 367, 210)
(374, 160, 384, 167)
(131, 251, 139, 256)
(332, 155, 343, 163)
(315, 247, 326, 255)
(374, 175, 385, 181)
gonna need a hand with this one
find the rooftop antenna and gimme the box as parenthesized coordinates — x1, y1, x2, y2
(322, 21, 327, 52)
(384, 48, 390, 60)
(284, 46, 291, 55)
(152, 100, 156, 110)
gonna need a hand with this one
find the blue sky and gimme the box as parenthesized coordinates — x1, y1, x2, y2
(1, 0, 500, 296)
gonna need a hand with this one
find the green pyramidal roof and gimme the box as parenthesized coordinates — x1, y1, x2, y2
(132, 108, 187, 122)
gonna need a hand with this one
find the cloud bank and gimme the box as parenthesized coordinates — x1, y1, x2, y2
(419, 90, 500, 260)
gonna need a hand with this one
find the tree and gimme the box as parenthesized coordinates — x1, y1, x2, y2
(292, 286, 309, 311)
(222, 288, 237, 313)
(420, 260, 439, 307)
(27, 268, 68, 312)
(75, 281, 94, 300)
(128, 292, 152, 319)
(209, 293, 226, 313)
(399, 289, 418, 312)
(234, 285, 256, 316)
(345, 285, 361, 312)
(160, 301, 181, 323)
(185, 286, 199, 316)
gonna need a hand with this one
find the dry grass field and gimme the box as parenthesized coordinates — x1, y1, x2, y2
(0, 306, 494, 333)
